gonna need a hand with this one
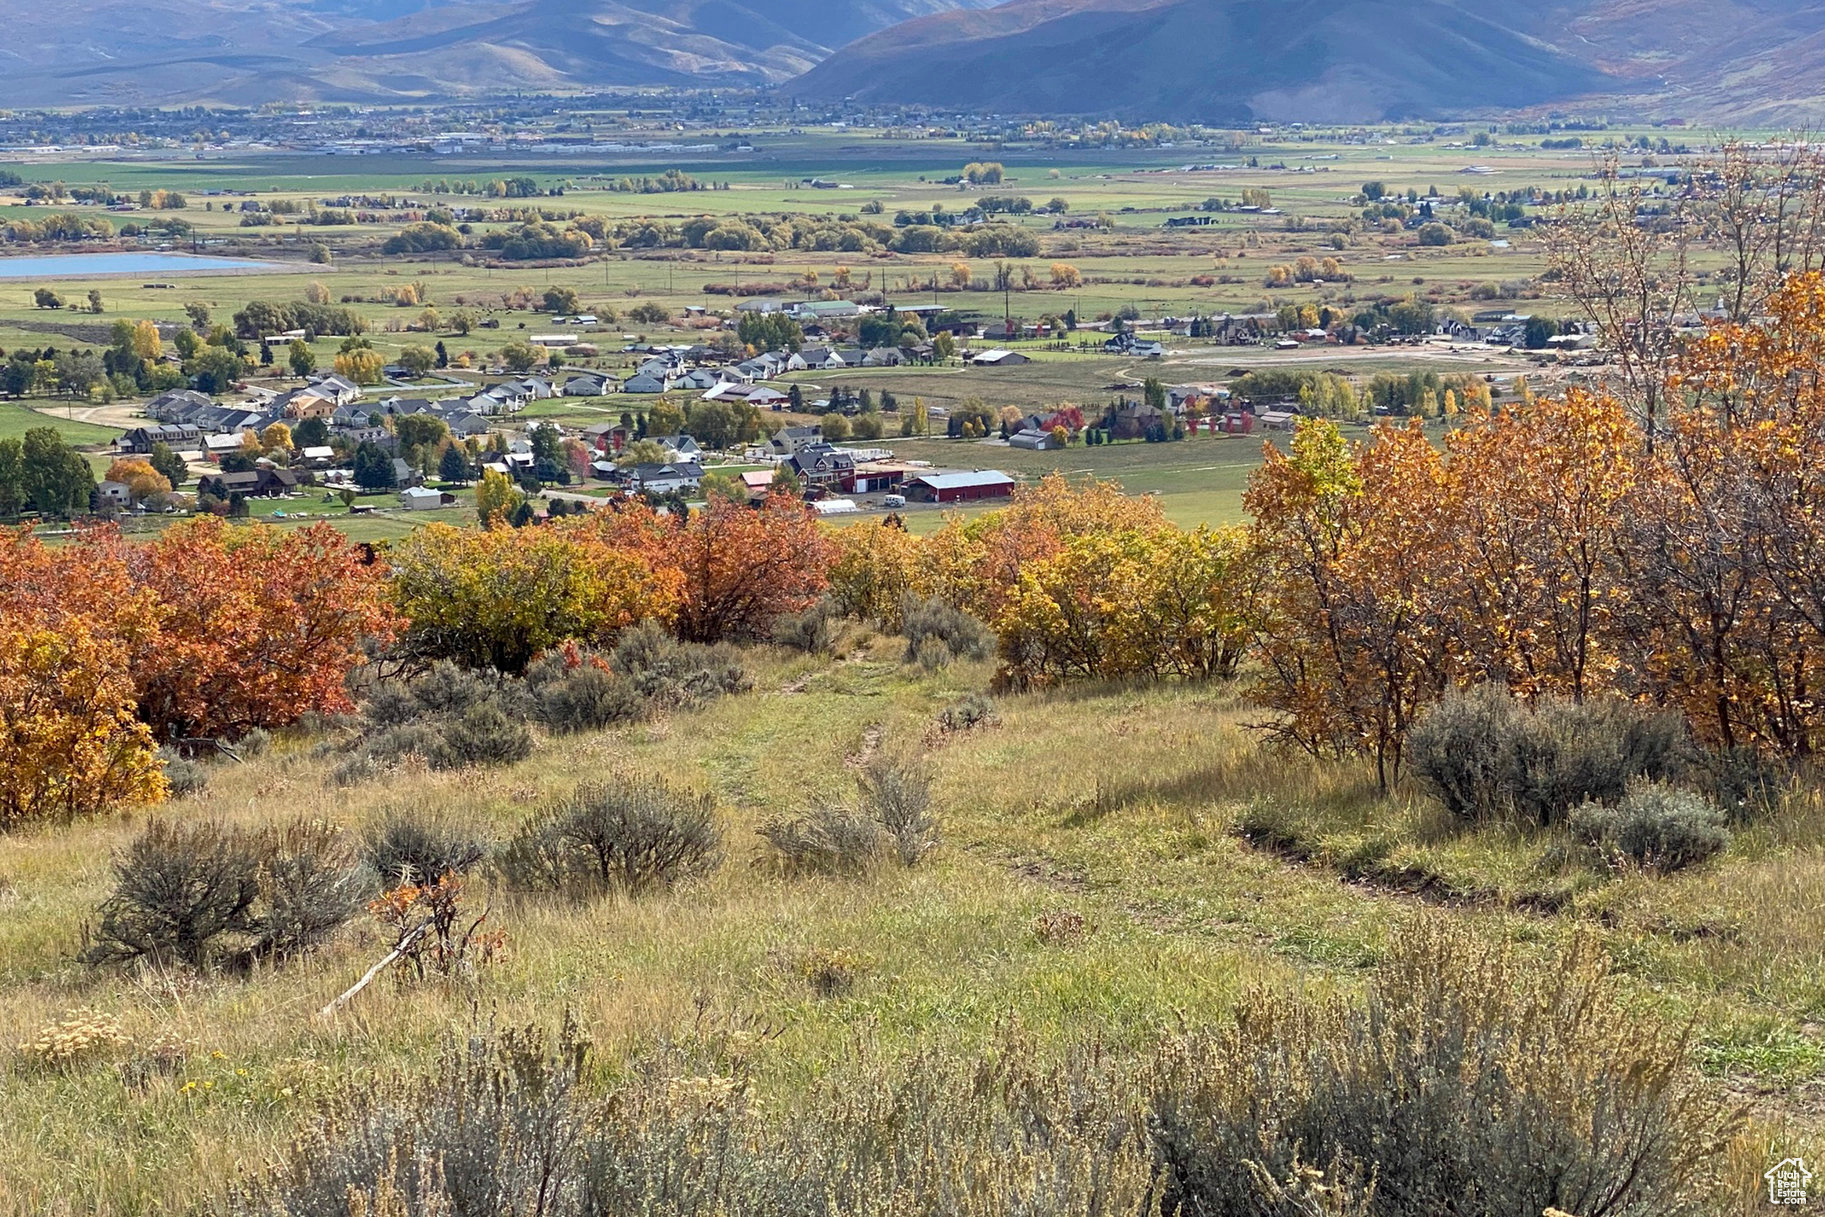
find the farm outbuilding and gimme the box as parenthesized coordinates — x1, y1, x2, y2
(905, 470, 1016, 504)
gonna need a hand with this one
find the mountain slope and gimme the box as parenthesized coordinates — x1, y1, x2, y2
(789, 0, 1825, 123)
(788, 0, 1609, 122)
(0, 0, 998, 106)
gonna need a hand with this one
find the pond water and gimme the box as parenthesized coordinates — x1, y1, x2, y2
(0, 251, 289, 279)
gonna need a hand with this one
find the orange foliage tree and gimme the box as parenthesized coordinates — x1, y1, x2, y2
(119, 519, 396, 741)
(670, 494, 834, 643)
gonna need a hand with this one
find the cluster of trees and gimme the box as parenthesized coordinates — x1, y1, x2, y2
(1247, 273, 1825, 783)
(232, 300, 367, 340)
(0, 427, 95, 519)
(0, 519, 392, 826)
(828, 477, 1251, 687)
(479, 222, 594, 261)
(391, 495, 833, 672)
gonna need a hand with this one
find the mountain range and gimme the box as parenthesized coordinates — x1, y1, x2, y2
(2, 0, 1823, 122)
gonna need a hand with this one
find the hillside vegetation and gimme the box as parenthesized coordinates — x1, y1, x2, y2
(11, 279, 1825, 1212)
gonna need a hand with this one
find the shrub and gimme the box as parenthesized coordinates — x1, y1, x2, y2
(1689, 745, 1786, 825)
(1407, 684, 1688, 829)
(158, 747, 209, 798)
(611, 620, 751, 710)
(237, 727, 273, 758)
(253, 818, 369, 959)
(86, 820, 261, 969)
(1569, 782, 1730, 873)
(436, 702, 534, 769)
(901, 595, 994, 663)
(524, 649, 643, 734)
(935, 693, 997, 733)
(87, 818, 366, 970)
(772, 598, 837, 654)
(1150, 921, 1737, 1217)
(857, 754, 939, 866)
(362, 807, 490, 887)
(231, 1017, 1154, 1217)
(496, 776, 723, 897)
(914, 637, 952, 671)
(756, 804, 886, 875)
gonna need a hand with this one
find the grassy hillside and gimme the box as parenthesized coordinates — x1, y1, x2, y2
(0, 626, 1819, 1213)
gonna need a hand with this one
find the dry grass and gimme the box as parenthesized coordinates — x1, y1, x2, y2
(0, 633, 1821, 1212)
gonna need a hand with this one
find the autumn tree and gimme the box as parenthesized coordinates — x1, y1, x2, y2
(670, 496, 834, 643)
(0, 617, 164, 828)
(104, 458, 172, 504)
(388, 521, 680, 673)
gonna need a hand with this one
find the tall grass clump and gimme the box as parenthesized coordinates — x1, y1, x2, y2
(1149, 920, 1740, 1217)
(1406, 684, 1688, 829)
(228, 1017, 1154, 1217)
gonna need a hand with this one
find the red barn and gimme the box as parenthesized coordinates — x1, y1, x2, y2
(905, 470, 1016, 504)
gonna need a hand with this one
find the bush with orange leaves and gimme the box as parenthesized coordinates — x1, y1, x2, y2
(0, 520, 394, 827)
(1246, 273, 1825, 779)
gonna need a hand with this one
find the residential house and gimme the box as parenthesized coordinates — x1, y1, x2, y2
(305, 374, 362, 406)
(392, 458, 424, 488)
(769, 425, 823, 457)
(96, 480, 133, 509)
(563, 372, 620, 397)
(1008, 428, 1062, 451)
(615, 461, 704, 496)
(649, 435, 705, 463)
(119, 423, 202, 454)
(789, 443, 857, 492)
(144, 389, 213, 422)
(580, 420, 631, 454)
(622, 371, 674, 394)
(201, 468, 298, 498)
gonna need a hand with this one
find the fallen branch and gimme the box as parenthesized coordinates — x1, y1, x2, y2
(318, 921, 429, 1020)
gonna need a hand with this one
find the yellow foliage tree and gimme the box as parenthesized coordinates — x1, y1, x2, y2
(334, 348, 385, 386)
(0, 619, 165, 828)
(103, 458, 171, 504)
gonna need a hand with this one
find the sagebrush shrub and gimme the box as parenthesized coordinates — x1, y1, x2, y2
(857, 754, 939, 866)
(253, 818, 369, 959)
(1569, 782, 1730, 873)
(88, 818, 365, 970)
(757, 804, 887, 875)
(436, 702, 534, 769)
(773, 598, 837, 654)
(914, 636, 953, 671)
(158, 747, 210, 798)
(935, 693, 997, 733)
(362, 807, 490, 887)
(496, 776, 722, 897)
(524, 650, 644, 734)
(230, 1016, 1153, 1217)
(612, 620, 751, 710)
(86, 820, 261, 969)
(1408, 684, 1688, 828)
(900, 595, 994, 664)
(1150, 921, 1737, 1217)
